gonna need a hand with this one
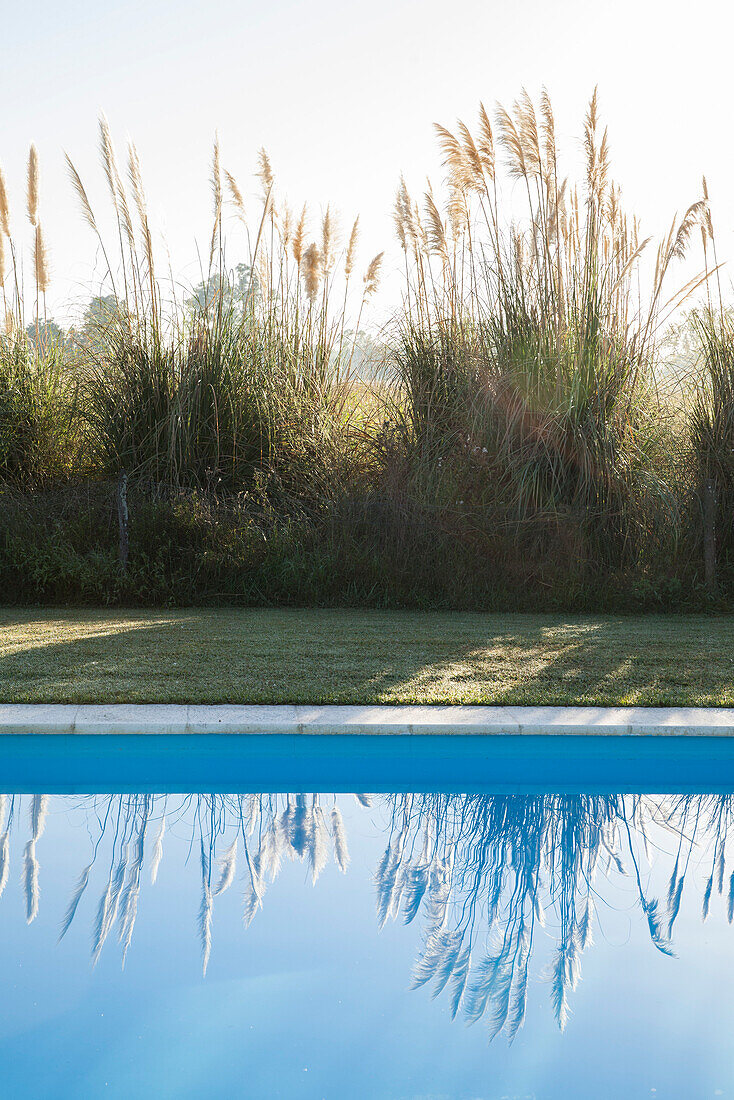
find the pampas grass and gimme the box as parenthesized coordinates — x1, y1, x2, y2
(3, 94, 734, 608)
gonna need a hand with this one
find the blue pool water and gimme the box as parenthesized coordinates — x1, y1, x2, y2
(1, 739, 733, 1097)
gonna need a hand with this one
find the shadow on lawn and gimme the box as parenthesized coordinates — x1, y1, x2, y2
(0, 610, 729, 705)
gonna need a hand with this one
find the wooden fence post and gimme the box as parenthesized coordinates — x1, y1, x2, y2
(702, 478, 718, 597)
(117, 471, 129, 572)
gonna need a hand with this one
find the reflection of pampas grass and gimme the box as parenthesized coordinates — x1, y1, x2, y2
(118, 813, 148, 966)
(0, 832, 9, 900)
(200, 842, 213, 976)
(702, 872, 714, 921)
(23, 795, 47, 923)
(214, 838, 238, 895)
(150, 815, 166, 884)
(24, 840, 40, 923)
(92, 880, 114, 965)
(310, 805, 329, 884)
(59, 863, 93, 941)
(331, 806, 350, 873)
(30, 794, 47, 841)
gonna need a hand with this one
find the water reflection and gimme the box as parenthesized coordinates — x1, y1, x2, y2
(1, 792, 732, 1043)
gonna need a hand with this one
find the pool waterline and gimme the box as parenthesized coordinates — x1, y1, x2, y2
(2, 732, 734, 793)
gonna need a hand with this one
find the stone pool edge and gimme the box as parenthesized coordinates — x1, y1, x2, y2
(0, 703, 733, 736)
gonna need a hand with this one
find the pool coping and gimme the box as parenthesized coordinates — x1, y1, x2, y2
(1, 703, 734, 736)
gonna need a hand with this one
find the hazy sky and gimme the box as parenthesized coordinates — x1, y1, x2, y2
(2, 0, 731, 323)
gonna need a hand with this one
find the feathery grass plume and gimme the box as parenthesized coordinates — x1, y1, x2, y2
(99, 114, 137, 263)
(33, 223, 50, 294)
(128, 141, 156, 301)
(65, 154, 98, 234)
(394, 176, 415, 251)
(476, 102, 495, 180)
(728, 872, 734, 924)
(209, 135, 223, 271)
(292, 203, 307, 267)
(280, 201, 293, 249)
(345, 217, 359, 278)
(257, 147, 274, 198)
(424, 189, 447, 257)
(99, 113, 120, 216)
(539, 86, 556, 176)
(214, 837, 238, 895)
(150, 815, 166, 884)
(354, 794, 372, 808)
(27, 145, 39, 226)
(58, 863, 93, 941)
(331, 805, 350, 873)
(321, 206, 335, 274)
(0, 165, 10, 236)
(363, 252, 383, 297)
(225, 169, 246, 220)
(303, 243, 322, 303)
(434, 124, 470, 192)
(0, 832, 8, 900)
(495, 103, 528, 179)
(456, 121, 485, 191)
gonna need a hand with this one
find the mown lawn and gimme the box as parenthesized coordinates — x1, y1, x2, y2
(0, 608, 732, 706)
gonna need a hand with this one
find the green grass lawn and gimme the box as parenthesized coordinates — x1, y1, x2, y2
(0, 608, 732, 706)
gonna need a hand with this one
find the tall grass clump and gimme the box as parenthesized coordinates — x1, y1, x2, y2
(0, 333, 78, 487)
(70, 125, 383, 498)
(690, 307, 734, 587)
(0, 148, 80, 488)
(390, 89, 710, 573)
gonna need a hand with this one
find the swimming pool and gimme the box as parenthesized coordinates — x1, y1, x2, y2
(0, 739, 732, 1097)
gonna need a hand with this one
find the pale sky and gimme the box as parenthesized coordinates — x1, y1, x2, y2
(2, 0, 731, 325)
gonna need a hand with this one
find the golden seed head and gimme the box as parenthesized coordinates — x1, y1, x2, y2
(27, 144, 40, 226)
